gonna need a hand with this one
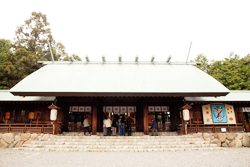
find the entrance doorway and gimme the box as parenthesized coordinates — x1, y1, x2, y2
(148, 106, 171, 131)
(103, 106, 136, 132)
(68, 106, 92, 132)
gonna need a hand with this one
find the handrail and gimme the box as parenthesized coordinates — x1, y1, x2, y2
(187, 123, 244, 133)
(0, 123, 54, 133)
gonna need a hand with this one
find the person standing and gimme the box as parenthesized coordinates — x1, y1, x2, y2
(117, 116, 121, 135)
(103, 117, 107, 136)
(83, 116, 91, 136)
(151, 119, 158, 136)
(126, 116, 133, 136)
(111, 117, 117, 136)
(105, 116, 112, 136)
(120, 116, 125, 136)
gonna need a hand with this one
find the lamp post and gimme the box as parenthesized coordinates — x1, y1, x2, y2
(48, 103, 60, 135)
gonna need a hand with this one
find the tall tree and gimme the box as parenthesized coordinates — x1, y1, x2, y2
(193, 53, 250, 90)
(0, 39, 12, 63)
(14, 12, 66, 61)
(191, 53, 210, 72)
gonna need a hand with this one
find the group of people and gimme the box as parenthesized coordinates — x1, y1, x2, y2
(84, 115, 158, 136)
(103, 115, 133, 136)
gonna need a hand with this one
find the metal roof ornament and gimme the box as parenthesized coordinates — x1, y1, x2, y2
(102, 54, 105, 62)
(85, 54, 89, 62)
(135, 54, 139, 62)
(119, 54, 122, 62)
(151, 54, 155, 62)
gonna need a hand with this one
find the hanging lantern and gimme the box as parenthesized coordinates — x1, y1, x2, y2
(29, 112, 34, 119)
(5, 112, 10, 120)
(50, 109, 57, 121)
(183, 109, 190, 121)
(48, 103, 60, 121)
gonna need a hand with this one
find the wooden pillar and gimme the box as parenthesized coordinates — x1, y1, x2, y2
(97, 104, 103, 132)
(162, 112, 166, 130)
(143, 103, 149, 135)
(92, 99, 98, 135)
(0, 108, 3, 123)
(57, 99, 69, 132)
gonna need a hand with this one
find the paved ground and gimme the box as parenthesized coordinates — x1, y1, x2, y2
(0, 148, 249, 167)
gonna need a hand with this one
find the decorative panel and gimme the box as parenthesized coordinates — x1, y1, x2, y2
(225, 104, 236, 124)
(202, 104, 213, 124)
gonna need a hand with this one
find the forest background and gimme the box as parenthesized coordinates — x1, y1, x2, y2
(0, 12, 249, 90)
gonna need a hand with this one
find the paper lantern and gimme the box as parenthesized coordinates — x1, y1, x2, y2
(183, 109, 190, 121)
(29, 112, 34, 119)
(5, 112, 10, 120)
(50, 109, 57, 121)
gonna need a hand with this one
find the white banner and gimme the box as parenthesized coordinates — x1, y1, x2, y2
(155, 106, 161, 112)
(148, 106, 155, 112)
(120, 106, 127, 113)
(148, 106, 169, 112)
(113, 106, 120, 113)
(85, 106, 92, 112)
(79, 106, 85, 112)
(127, 106, 135, 113)
(70, 106, 91, 112)
(242, 107, 250, 112)
(106, 106, 112, 113)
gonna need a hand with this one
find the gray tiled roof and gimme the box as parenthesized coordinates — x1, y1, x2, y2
(10, 62, 229, 97)
(0, 90, 55, 101)
(185, 90, 250, 102)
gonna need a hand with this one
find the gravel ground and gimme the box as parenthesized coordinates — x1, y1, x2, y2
(0, 148, 249, 167)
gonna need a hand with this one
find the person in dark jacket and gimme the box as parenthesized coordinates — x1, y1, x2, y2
(126, 116, 133, 136)
(120, 116, 125, 136)
(151, 119, 158, 136)
(111, 117, 117, 136)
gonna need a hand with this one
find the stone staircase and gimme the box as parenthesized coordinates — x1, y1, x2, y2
(14, 132, 225, 152)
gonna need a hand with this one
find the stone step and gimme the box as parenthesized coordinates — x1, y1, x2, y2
(29, 140, 209, 145)
(62, 132, 179, 136)
(41, 135, 197, 139)
(22, 143, 218, 149)
(14, 147, 225, 152)
(38, 138, 203, 142)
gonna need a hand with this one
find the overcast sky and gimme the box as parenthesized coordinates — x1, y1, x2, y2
(1, 0, 250, 62)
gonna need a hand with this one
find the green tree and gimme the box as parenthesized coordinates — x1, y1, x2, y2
(0, 12, 81, 89)
(193, 53, 250, 90)
(191, 53, 210, 72)
(14, 12, 66, 61)
(0, 39, 12, 63)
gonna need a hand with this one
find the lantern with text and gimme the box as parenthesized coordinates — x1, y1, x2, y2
(48, 103, 60, 135)
(179, 104, 192, 135)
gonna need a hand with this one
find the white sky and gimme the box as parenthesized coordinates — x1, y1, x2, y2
(1, 0, 250, 62)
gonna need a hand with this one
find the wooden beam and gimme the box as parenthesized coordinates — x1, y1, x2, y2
(92, 99, 98, 135)
(143, 103, 149, 135)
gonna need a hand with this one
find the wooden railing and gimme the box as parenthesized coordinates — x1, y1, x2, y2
(0, 123, 54, 133)
(187, 123, 244, 133)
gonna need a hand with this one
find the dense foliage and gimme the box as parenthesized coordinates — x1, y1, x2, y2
(0, 12, 81, 89)
(193, 53, 250, 90)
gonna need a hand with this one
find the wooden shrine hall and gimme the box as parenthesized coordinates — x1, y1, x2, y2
(1, 59, 248, 134)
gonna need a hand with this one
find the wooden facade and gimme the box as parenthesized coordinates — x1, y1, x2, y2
(1, 95, 249, 134)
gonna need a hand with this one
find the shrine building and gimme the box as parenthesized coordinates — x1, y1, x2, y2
(0, 59, 249, 134)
